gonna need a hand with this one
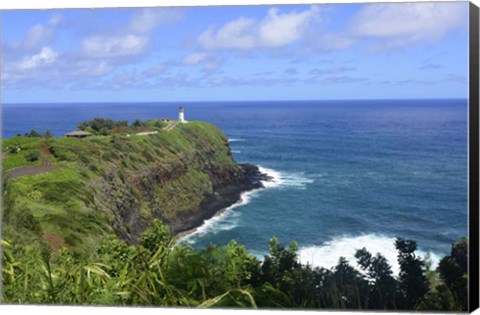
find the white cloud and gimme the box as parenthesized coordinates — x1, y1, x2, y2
(81, 35, 148, 57)
(198, 5, 320, 50)
(80, 8, 184, 58)
(349, 2, 468, 49)
(3, 8, 186, 89)
(19, 47, 58, 70)
(199, 17, 257, 50)
(259, 6, 319, 48)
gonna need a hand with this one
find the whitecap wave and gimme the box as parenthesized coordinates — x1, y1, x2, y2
(228, 138, 245, 142)
(258, 166, 314, 190)
(258, 166, 283, 188)
(299, 234, 441, 276)
(231, 150, 242, 154)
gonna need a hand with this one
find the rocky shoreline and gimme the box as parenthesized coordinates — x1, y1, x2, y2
(171, 163, 271, 237)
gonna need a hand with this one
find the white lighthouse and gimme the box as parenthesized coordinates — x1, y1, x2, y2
(178, 105, 186, 123)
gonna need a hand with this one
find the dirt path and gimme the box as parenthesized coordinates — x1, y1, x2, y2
(164, 121, 179, 132)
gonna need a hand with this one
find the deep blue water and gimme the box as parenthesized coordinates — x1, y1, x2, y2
(2, 100, 468, 270)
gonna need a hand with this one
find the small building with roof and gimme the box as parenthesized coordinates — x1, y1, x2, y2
(64, 130, 93, 138)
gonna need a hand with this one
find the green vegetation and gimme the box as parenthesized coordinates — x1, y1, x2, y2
(26, 129, 42, 137)
(1, 220, 469, 310)
(1, 118, 469, 310)
(77, 118, 129, 135)
(25, 149, 40, 162)
(2, 119, 241, 254)
(77, 117, 157, 135)
(2, 137, 43, 170)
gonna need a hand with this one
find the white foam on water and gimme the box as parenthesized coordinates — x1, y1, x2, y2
(258, 166, 314, 189)
(231, 150, 242, 154)
(298, 234, 441, 276)
(179, 188, 261, 244)
(281, 172, 315, 188)
(228, 138, 245, 142)
(257, 166, 283, 188)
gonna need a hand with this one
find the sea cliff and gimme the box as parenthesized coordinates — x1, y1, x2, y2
(2, 120, 266, 251)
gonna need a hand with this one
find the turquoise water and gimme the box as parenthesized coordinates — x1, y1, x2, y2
(2, 99, 468, 271)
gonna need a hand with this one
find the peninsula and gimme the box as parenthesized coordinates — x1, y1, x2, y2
(2, 115, 268, 252)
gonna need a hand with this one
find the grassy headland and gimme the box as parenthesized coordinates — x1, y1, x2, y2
(2, 119, 264, 254)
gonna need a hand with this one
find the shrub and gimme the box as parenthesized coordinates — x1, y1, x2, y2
(25, 150, 40, 162)
(9, 146, 20, 153)
(140, 219, 174, 252)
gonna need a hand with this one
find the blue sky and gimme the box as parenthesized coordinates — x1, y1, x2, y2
(0, 2, 470, 103)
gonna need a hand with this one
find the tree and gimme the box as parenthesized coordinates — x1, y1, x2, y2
(28, 129, 42, 137)
(332, 257, 369, 309)
(44, 130, 53, 138)
(132, 119, 145, 128)
(416, 283, 458, 310)
(355, 248, 398, 309)
(257, 237, 300, 286)
(251, 237, 312, 308)
(77, 118, 134, 135)
(116, 120, 129, 127)
(78, 118, 116, 133)
(395, 238, 429, 309)
(437, 238, 468, 311)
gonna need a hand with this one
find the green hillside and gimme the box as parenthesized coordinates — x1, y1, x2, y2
(2, 120, 257, 254)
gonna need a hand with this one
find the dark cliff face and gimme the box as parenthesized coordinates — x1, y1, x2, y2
(89, 122, 267, 243)
(95, 160, 265, 244)
(168, 163, 267, 235)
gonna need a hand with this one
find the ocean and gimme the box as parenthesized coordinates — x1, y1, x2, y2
(2, 99, 468, 273)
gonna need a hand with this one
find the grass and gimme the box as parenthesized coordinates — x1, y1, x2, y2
(2, 120, 242, 256)
(2, 137, 43, 170)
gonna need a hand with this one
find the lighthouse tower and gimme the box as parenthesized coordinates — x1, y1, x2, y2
(178, 106, 186, 123)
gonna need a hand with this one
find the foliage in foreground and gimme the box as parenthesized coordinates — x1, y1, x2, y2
(1, 220, 468, 311)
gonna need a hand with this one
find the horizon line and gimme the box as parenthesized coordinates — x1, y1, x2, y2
(1, 97, 469, 105)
